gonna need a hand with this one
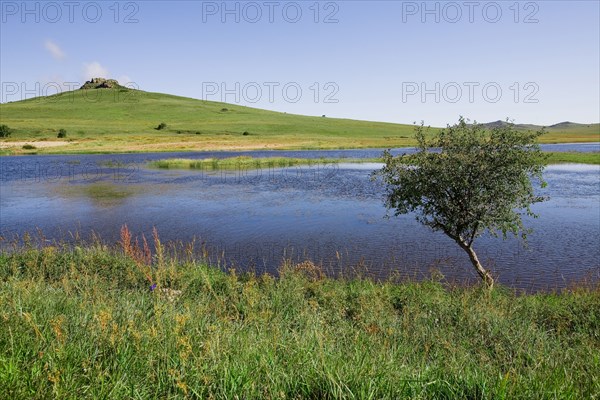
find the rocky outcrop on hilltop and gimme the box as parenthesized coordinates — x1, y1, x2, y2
(80, 78, 123, 89)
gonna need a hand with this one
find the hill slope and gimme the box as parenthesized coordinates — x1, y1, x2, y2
(0, 88, 598, 154)
(480, 119, 599, 137)
(0, 88, 416, 154)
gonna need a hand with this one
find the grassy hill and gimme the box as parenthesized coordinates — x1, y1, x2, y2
(480, 120, 599, 140)
(0, 87, 598, 154)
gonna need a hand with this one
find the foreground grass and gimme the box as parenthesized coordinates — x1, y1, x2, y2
(1, 88, 598, 155)
(1, 243, 599, 399)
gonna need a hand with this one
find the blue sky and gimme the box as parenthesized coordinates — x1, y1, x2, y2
(1, 0, 599, 126)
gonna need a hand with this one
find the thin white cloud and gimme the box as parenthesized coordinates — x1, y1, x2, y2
(82, 62, 109, 81)
(118, 75, 132, 84)
(44, 40, 65, 60)
(117, 75, 138, 89)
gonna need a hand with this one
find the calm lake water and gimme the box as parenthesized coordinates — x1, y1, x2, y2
(1, 144, 599, 290)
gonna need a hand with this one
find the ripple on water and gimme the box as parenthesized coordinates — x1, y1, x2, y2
(1, 148, 599, 291)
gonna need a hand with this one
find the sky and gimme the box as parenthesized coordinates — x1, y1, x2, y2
(1, 0, 599, 127)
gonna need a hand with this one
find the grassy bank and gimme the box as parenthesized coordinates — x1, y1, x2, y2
(1, 237, 598, 399)
(150, 152, 600, 171)
(149, 156, 378, 170)
(545, 151, 600, 164)
(1, 88, 598, 155)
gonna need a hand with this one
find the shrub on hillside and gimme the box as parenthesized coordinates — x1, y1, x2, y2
(156, 122, 167, 130)
(57, 129, 67, 138)
(0, 124, 12, 138)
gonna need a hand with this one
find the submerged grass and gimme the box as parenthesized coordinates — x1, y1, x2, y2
(56, 183, 141, 206)
(0, 231, 598, 399)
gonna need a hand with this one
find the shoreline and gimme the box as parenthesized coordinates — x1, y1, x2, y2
(1, 139, 599, 156)
(1, 143, 599, 165)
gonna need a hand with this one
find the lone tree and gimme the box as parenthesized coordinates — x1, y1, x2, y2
(376, 118, 547, 288)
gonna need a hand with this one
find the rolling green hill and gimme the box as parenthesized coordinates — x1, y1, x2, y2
(480, 119, 599, 138)
(0, 86, 598, 154)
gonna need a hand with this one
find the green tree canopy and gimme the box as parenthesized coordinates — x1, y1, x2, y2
(375, 118, 547, 288)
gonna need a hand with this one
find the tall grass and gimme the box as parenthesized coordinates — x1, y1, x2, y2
(150, 153, 600, 172)
(0, 228, 598, 399)
(149, 156, 348, 171)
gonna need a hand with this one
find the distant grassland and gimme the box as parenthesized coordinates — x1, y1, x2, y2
(0, 88, 598, 155)
(0, 89, 414, 154)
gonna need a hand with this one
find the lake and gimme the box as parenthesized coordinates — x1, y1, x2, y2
(1, 144, 599, 291)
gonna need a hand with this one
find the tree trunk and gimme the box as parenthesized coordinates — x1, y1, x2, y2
(457, 241, 494, 289)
